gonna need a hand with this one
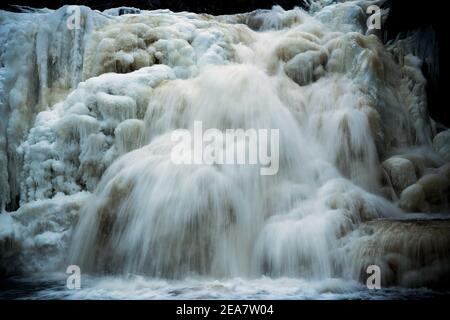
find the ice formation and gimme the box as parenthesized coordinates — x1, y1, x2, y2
(1, 1, 449, 290)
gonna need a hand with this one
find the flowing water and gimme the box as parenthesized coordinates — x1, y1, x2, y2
(0, 1, 449, 299)
(1, 273, 448, 300)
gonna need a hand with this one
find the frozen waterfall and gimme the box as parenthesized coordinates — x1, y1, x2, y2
(0, 1, 449, 295)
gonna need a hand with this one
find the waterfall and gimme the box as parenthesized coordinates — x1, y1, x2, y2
(1, 1, 449, 294)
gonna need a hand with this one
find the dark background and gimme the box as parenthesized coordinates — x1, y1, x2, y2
(0, 0, 308, 13)
(1, 0, 449, 127)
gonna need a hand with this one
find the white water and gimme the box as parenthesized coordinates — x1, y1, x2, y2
(1, 1, 450, 298)
(1, 273, 446, 300)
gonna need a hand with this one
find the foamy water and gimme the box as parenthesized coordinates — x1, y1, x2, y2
(1, 274, 445, 300)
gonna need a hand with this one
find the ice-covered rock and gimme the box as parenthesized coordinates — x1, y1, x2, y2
(19, 65, 174, 203)
(0, 192, 91, 274)
(346, 220, 450, 288)
(417, 173, 450, 206)
(433, 129, 450, 159)
(399, 184, 427, 212)
(382, 157, 417, 195)
(115, 119, 145, 155)
(0, 6, 109, 209)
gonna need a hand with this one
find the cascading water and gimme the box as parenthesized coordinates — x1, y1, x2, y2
(1, 1, 450, 299)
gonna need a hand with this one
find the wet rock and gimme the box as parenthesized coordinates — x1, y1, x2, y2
(353, 219, 450, 288)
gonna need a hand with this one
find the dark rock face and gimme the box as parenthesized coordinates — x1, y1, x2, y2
(384, 0, 449, 128)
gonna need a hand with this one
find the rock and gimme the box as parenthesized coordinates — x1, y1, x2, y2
(382, 157, 417, 195)
(398, 154, 426, 177)
(399, 184, 427, 212)
(433, 129, 450, 159)
(438, 163, 450, 180)
(355, 219, 450, 288)
(417, 173, 450, 205)
(284, 50, 327, 86)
